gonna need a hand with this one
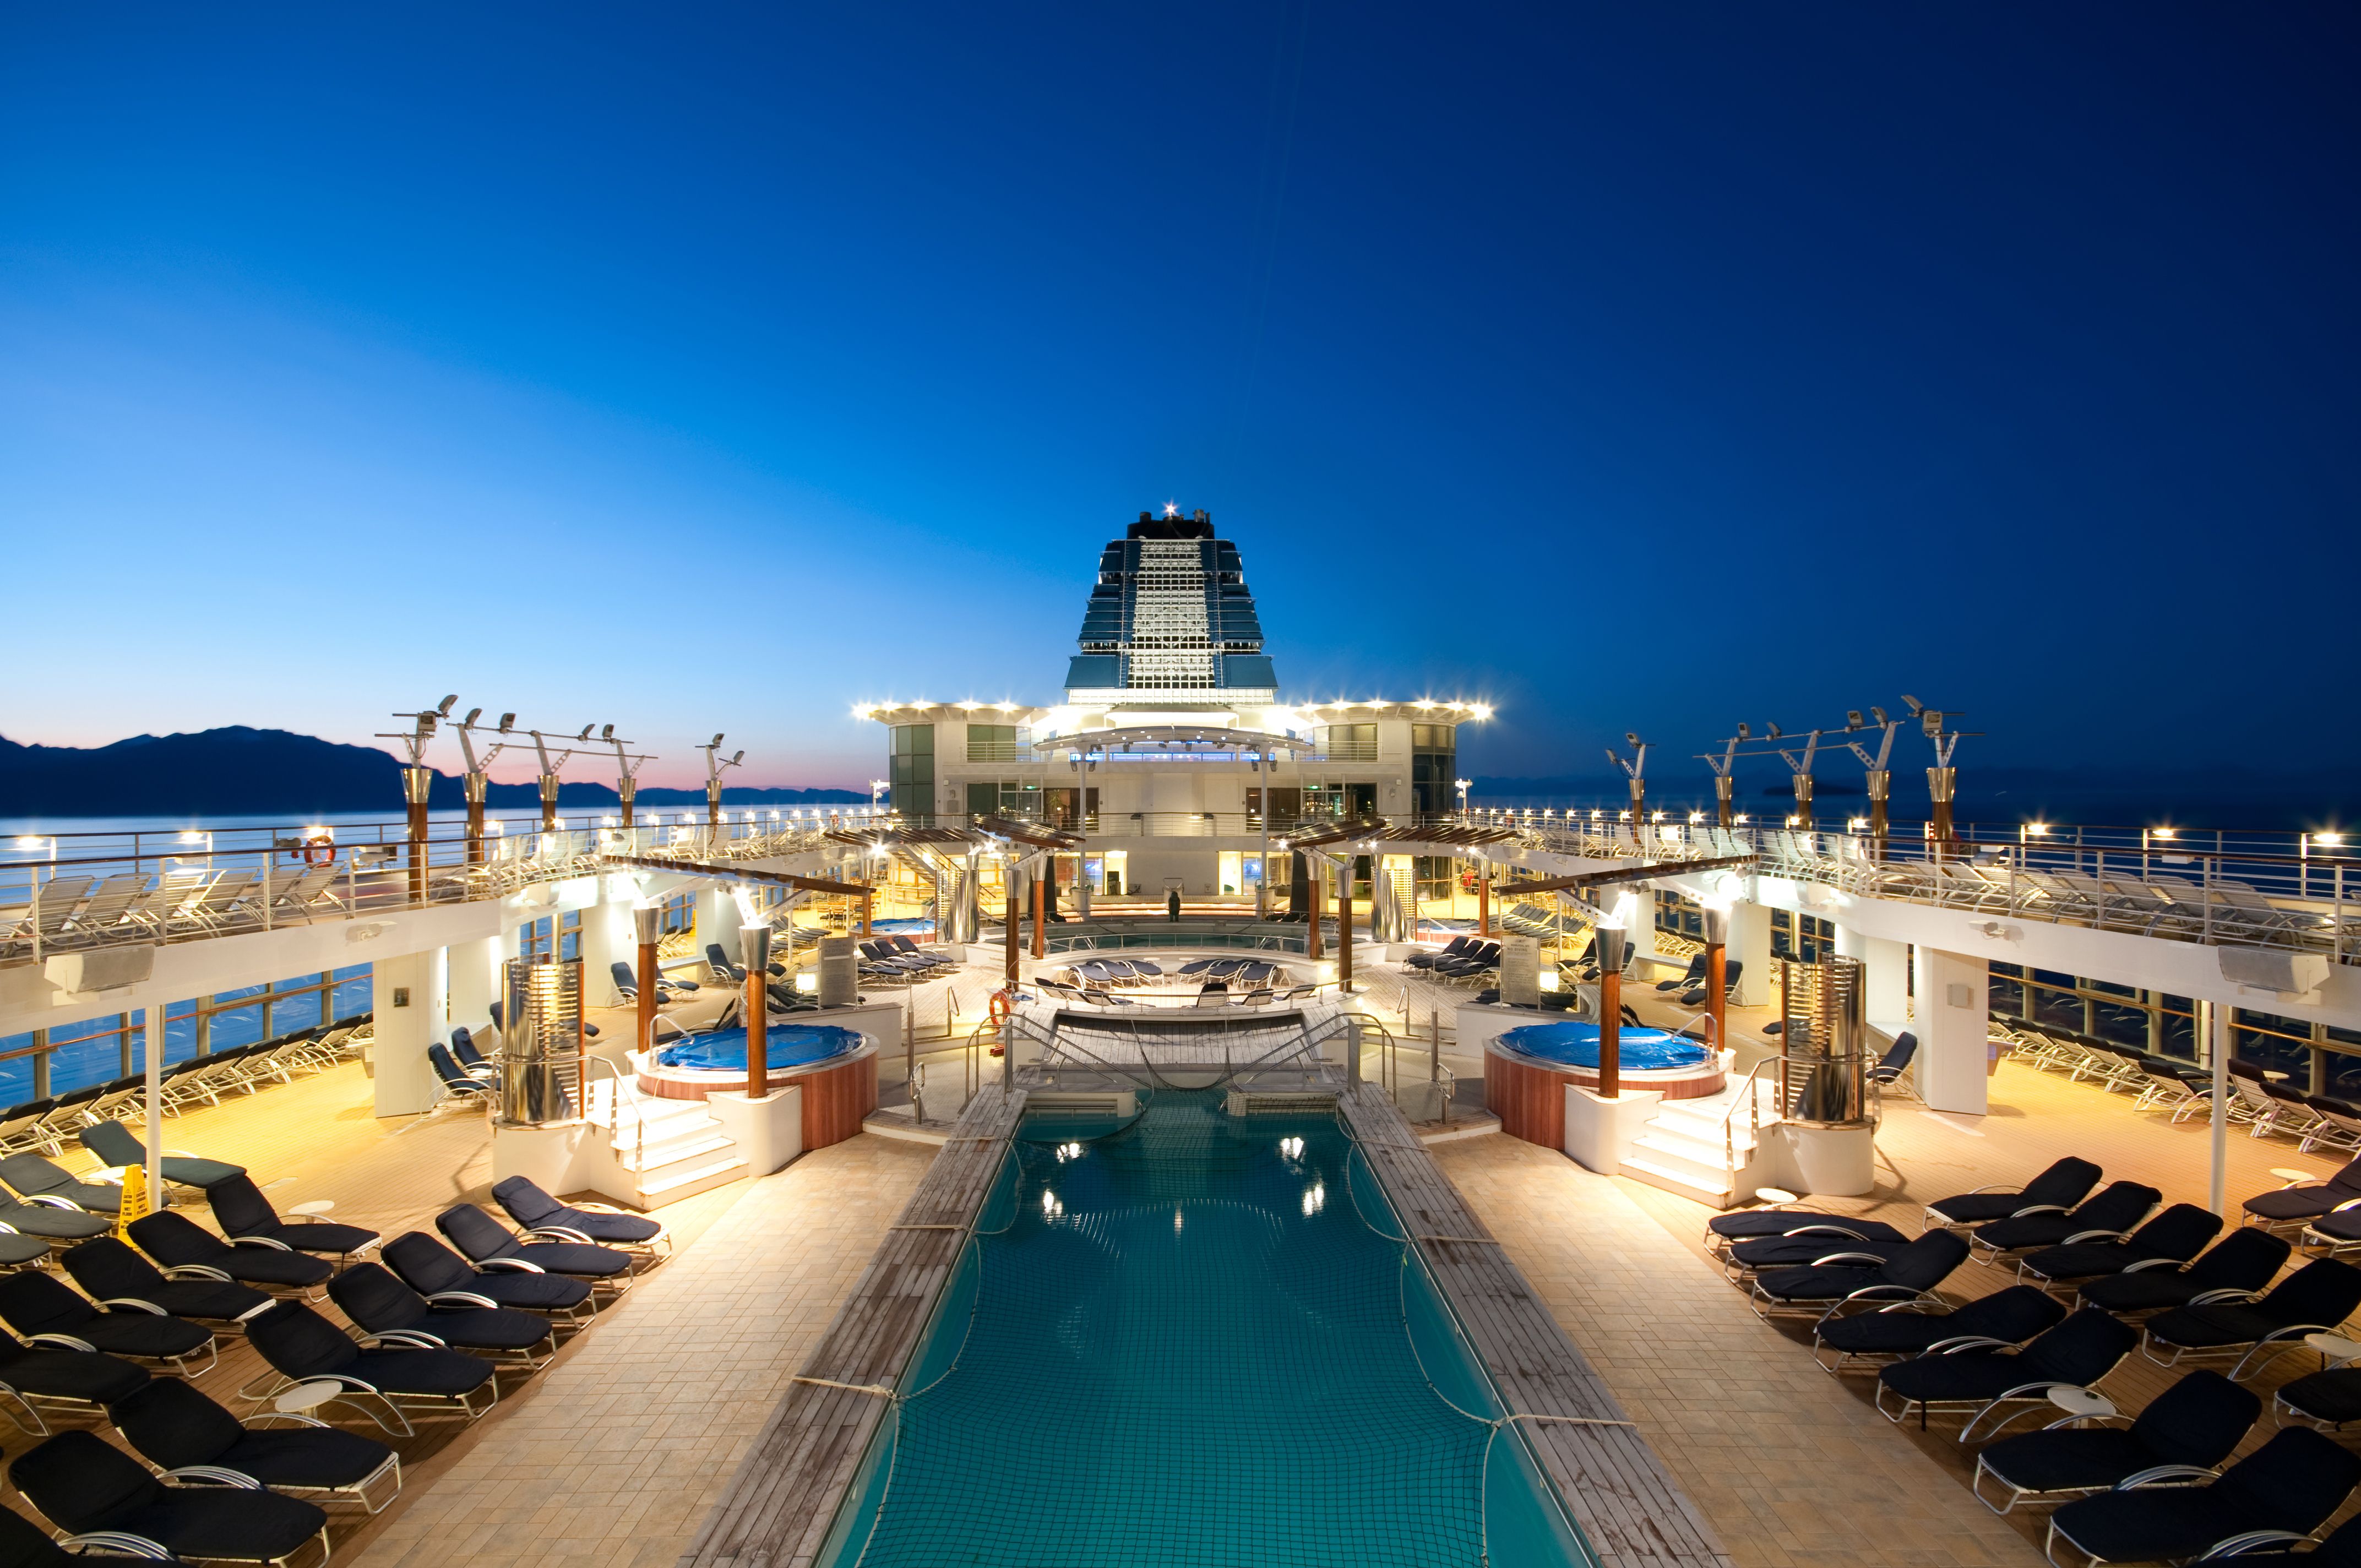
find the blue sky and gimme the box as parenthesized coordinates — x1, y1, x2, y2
(3, 4, 2355, 793)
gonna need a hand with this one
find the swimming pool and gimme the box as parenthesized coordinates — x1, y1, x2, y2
(817, 1090, 1591, 1567)
(651, 1023, 866, 1073)
(1494, 1021, 1711, 1072)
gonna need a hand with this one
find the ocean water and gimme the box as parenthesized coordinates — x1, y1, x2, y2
(819, 1091, 1590, 1568)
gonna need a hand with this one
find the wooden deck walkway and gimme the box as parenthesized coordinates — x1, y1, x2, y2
(1338, 1080, 1736, 1568)
(677, 1084, 1024, 1568)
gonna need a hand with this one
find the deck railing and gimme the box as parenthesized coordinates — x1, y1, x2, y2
(0, 812, 868, 966)
(1471, 810, 2360, 962)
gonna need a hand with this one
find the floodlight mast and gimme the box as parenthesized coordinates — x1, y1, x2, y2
(1604, 734, 1650, 830)
(599, 728, 655, 827)
(699, 735, 745, 837)
(1839, 707, 1903, 855)
(1696, 731, 1745, 828)
(376, 697, 456, 901)
(1900, 696, 1977, 845)
(526, 726, 592, 832)
(451, 708, 518, 862)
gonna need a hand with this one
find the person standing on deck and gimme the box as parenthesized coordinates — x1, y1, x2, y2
(1167, 887, 1181, 922)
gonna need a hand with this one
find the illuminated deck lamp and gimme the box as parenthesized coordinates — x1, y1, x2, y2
(1605, 734, 1649, 831)
(1902, 696, 1973, 846)
(602, 725, 652, 829)
(1699, 881, 1739, 1053)
(738, 925, 773, 1102)
(1590, 890, 1640, 1099)
(377, 696, 455, 903)
(1700, 727, 1744, 829)
(526, 725, 594, 834)
(1767, 723, 1820, 834)
(450, 709, 514, 861)
(699, 736, 744, 837)
(1839, 707, 1902, 856)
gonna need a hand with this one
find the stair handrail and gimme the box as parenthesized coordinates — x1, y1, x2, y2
(580, 1052, 649, 1175)
(1721, 1057, 1785, 1179)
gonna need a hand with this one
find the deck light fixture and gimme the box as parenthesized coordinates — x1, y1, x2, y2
(1836, 707, 1903, 853)
(1900, 696, 1976, 844)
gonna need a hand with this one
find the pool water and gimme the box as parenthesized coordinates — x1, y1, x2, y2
(1495, 1021, 1711, 1072)
(650, 1023, 864, 1073)
(819, 1090, 1591, 1567)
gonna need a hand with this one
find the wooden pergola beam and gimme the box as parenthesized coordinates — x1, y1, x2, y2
(1493, 852, 1758, 899)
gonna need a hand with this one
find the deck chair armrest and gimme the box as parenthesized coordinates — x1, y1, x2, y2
(2195, 1532, 2315, 1561)
(1841, 1286, 1932, 1304)
(427, 1290, 500, 1309)
(2277, 1173, 2315, 1188)
(1925, 1336, 2015, 1354)
(162, 1264, 236, 1283)
(2331, 1196, 2361, 1212)
(2187, 1288, 2263, 1305)
(244, 1413, 331, 1429)
(162, 1464, 265, 1489)
(231, 1236, 295, 1251)
(61, 1530, 179, 1560)
(525, 1225, 596, 1244)
(361, 1330, 448, 1350)
(477, 1258, 546, 1272)
(2121, 1257, 2187, 1273)
(1780, 1224, 1872, 1239)
(1963, 1184, 2028, 1196)
(98, 1298, 169, 1314)
(161, 1148, 205, 1159)
(2259, 1322, 2337, 1344)
(0, 1222, 17, 1236)
(2113, 1463, 2218, 1490)
(568, 1202, 643, 1218)
(28, 1332, 96, 1352)
(2063, 1228, 2134, 1244)
(22, 1195, 88, 1211)
(2006, 1203, 2069, 1218)
(1809, 1250, 1889, 1267)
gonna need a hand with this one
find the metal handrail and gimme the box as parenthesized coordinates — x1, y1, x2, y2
(1721, 1057, 1785, 1179)
(579, 1053, 648, 1174)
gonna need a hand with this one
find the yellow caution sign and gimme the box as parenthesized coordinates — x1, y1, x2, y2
(114, 1163, 149, 1239)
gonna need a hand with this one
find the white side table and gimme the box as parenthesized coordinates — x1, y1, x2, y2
(2273, 1168, 2318, 1185)
(2303, 1333, 2361, 1365)
(287, 1200, 336, 1218)
(1754, 1187, 1799, 1208)
(274, 1380, 342, 1415)
(2047, 1387, 2116, 1422)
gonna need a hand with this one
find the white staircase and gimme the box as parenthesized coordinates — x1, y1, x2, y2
(583, 1080, 748, 1209)
(1620, 1077, 1778, 1209)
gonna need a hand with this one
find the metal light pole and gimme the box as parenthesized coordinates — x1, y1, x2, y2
(1771, 727, 1821, 834)
(452, 709, 515, 865)
(739, 925, 773, 1103)
(377, 696, 454, 904)
(1904, 698, 1974, 847)
(603, 727, 652, 830)
(1698, 732, 1743, 830)
(527, 726, 592, 834)
(1595, 925, 1628, 1098)
(1839, 708, 1901, 859)
(633, 906, 662, 1054)
(1606, 734, 1649, 840)
(699, 736, 744, 841)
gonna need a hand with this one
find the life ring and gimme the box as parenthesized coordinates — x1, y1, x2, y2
(988, 989, 1013, 1027)
(301, 836, 337, 867)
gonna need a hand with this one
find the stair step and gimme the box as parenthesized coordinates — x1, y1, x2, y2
(1620, 1154, 1737, 1207)
(1626, 1135, 1737, 1186)
(635, 1157, 747, 1205)
(1630, 1129, 1736, 1170)
(1648, 1109, 1753, 1150)
(620, 1133, 736, 1172)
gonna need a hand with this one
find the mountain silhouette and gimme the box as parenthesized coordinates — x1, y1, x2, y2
(0, 728, 864, 817)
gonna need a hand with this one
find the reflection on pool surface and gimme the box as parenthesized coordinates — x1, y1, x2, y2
(650, 1023, 864, 1073)
(819, 1090, 1588, 1567)
(1495, 1020, 1711, 1072)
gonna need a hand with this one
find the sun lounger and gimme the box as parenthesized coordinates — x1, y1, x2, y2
(1747, 1229, 1969, 1319)
(2077, 1227, 2292, 1318)
(380, 1231, 596, 1323)
(424, 1045, 494, 1118)
(490, 1175, 667, 1257)
(2042, 1427, 2359, 1568)
(12, 1429, 326, 1565)
(0, 1270, 214, 1378)
(208, 1175, 379, 1262)
(0, 1154, 118, 1216)
(1873, 1307, 2137, 1436)
(109, 1375, 401, 1514)
(1970, 1368, 2259, 1515)
(2141, 1257, 2361, 1379)
(245, 1299, 497, 1432)
(2244, 1157, 2361, 1232)
(329, 1262, 557, 1369)
(58, 1237, 271, 1328)
(1813, 1283, 2065, 1375)
(1924, 1156, 2103, 1232)
(0, 1335, 149, 1434)
(2016, 1204, 2224, 1289)
(124, 1212, 331, 1295)
(77, 1120, 244, 1193)
(1965, 1181, 2162, 1268)
(435, 1205, 633, 1290)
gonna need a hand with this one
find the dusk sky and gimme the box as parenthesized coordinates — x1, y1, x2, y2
(4, 5, 2355, 794)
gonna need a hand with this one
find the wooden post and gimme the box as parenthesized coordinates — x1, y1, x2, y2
(740, 927, 772, 1103)
(1596, 927, 1627, 1099)
(1478, 868, 1491, 938)
(404, 766, 432, 904)
(633, 907, 661, 1055)
(1706, 941, 1727, 1054)
(1031, 872, 1046, 960)
(1339, 861, 1354, 994)
(861, 890, 873, 937)
(1307, 868, 1324, 960)
(1003, 874, 1020, 989)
